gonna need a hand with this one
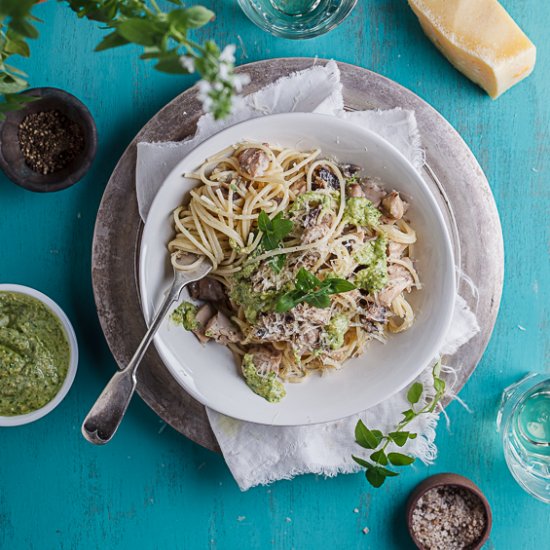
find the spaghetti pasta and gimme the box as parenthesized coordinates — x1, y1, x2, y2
(168, 142, 421, 402)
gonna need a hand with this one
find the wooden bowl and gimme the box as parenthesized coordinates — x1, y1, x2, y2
(406, 473, 492, 550)
(0, 87, 97, 192)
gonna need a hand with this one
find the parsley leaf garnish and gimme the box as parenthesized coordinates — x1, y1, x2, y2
(257, 211, 293, 273)
(275, 268, 356, 312)
(257, 211, 293, 250)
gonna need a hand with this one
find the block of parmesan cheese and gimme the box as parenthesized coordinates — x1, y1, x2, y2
(408, 0, 536, 98)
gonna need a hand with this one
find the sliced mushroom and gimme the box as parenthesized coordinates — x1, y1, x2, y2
(382, 191, 405, 220)
(340, 163, 361, 178)
(347, 183, 365, 198)
(238, 148, 269, 177)
(188, 277, 226, 302)
(314, 166, 340, 190)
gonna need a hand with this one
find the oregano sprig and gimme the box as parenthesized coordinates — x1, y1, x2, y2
(64, 0, 245, 119)
(0, 0, 41, 118)
(352, 360, 446, 488)
(0, 1, 242, 120)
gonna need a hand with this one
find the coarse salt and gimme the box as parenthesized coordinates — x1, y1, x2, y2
(410, 486, 487, 550)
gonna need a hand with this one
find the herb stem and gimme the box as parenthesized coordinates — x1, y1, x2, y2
(148, 0, 162, 14)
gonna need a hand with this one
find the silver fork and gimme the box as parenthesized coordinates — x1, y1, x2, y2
(82, 256, 213, 445)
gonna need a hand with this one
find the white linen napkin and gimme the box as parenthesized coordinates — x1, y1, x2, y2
(136, 61, 480, 491)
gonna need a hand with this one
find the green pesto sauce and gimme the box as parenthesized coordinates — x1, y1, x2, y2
(344, 197, 381, 228)
(0, 292, 70, 416)
(171, 301, 199, 330)
(325, 314, 350, 350)
(241, 354, 286, 403)
(354, 236, 388, 293)
(290, 191, 337, 213)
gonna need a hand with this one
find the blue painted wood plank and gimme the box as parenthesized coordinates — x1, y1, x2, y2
(0, 1, 548, 549)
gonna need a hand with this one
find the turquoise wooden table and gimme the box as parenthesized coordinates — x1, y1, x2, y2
(1, 1, 548, 548)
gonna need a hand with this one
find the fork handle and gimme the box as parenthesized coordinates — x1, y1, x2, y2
(81, 282, 181, 445)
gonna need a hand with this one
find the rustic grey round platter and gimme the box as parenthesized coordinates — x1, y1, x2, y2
(92, 59, 504, 453)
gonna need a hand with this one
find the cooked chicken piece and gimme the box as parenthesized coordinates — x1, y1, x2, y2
(295, 328, 322, 354)
(293, 303, 332, 325)
(248, 346, 282, 374)
(382, 191, 405, 220)
(377, 264, 414, 306)
(188, 277, 226, 302)
(360, 180, 386, 206)
(192, 304, 215, 344)
(238, 148, 269, 177)
(314, 166, 340, 190)
(301, 215, 332, 244)
(204, 312, 242, 345)
(388, 241, 407, 258)
(301, 223, 326, 244)
(347, 183, 365, 198)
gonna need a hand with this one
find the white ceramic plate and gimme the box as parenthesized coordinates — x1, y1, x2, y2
(139, 113, 455, 426)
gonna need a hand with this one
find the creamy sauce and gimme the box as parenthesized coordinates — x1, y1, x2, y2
(0, 292, 70, 416)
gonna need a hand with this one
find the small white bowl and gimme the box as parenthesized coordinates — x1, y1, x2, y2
(0, 284, 78, 427)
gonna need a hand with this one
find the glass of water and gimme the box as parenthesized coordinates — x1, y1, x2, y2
(238, 0, 358, 39)
(497, 373, 550, 503)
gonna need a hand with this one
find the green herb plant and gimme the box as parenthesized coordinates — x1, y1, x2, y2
(352, 360, 446, 488)
(0, 0, 41, 119)
(276, 268, 356, 312)
(257, 210, 293, 273)
(0, 0, 241, 120)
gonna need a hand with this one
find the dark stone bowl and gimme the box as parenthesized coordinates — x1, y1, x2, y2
(406, 473, 493, 550)
(0, 87, 97, 192)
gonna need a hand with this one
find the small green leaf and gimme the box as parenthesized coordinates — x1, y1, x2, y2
(355, 419, 382, 450)
(95, 31, 129, 52)
(407, 382, 423, 404)
(365, 466, 398, 488)
(304, 293, 331, 309)
(408, 433, 417, 440)
(388, 431, 409, 447)
(258, 211, 293, 251)
(295, 268, 320, 291)
(183, 6, 215, 29)
(365, 467, 386, 488)
(4, 35, 30, 57)
(401, 409, 416, 422)
(370, 449, 388, 465)
(433, 377, 446, 394)
(268, 254, 285, 274)
(9, 18, 38, 39)
(117, 19, 161, 47)
(388, 452, 415, 466)
(274, 293, 298, 313)
(351, 455, 373, 469)
(324, 278, 356, 293)
(155, 55, 189, 74)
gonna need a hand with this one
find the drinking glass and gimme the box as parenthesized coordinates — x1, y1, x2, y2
(497, 373, 550, 503)
(238, 0, 358, 39)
